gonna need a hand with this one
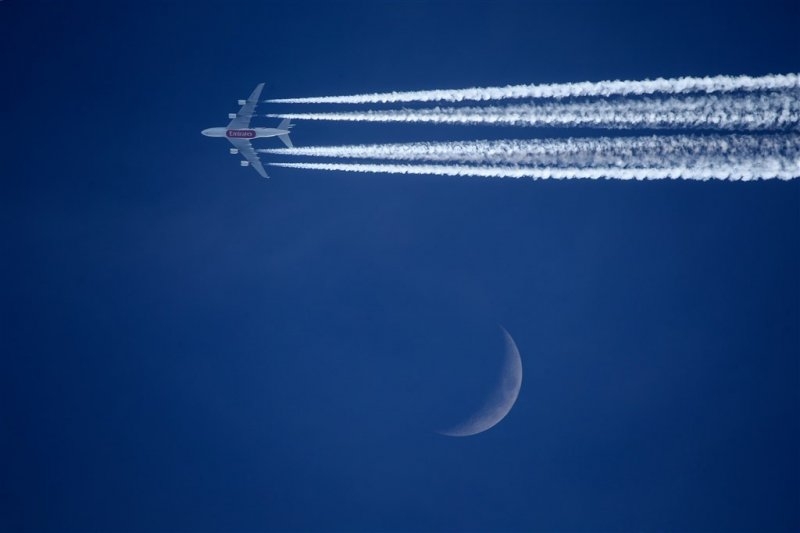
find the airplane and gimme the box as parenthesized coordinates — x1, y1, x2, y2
(201, 82, 293, 178)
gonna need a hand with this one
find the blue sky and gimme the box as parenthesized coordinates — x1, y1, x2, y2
(2, 1, 798, 531)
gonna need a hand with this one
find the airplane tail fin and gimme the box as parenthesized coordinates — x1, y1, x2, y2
(277, 118, 294, 148)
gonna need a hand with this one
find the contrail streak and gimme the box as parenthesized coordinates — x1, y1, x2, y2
(267, 73, 799, 104)
(269, 161, 799, 181)
(266, 93, 799, 130)
(260, 134, 799, 169)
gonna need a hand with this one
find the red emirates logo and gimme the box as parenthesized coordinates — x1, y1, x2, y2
(226, 129, 256, 138)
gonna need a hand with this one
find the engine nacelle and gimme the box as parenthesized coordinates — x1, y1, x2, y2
(238, 99, 247, 106)
(229, 148, 239, 155)
(228, 113, 237, 119)
(240, 160, 250, 167)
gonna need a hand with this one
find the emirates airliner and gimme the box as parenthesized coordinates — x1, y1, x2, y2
(202, 83, 292, 178)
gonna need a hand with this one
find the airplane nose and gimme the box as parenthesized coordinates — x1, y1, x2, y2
(201, 128, 210, 136)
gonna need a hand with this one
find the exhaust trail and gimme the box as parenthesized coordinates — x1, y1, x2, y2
(269, 161, 799, 181)
(269, 163, 798, 181)
(266, 93, 799, 130)
(260, 134, 799, 169)
(267, 73, 799, 104)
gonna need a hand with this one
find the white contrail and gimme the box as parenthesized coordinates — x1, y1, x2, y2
(269, 161, 799, 181)
(266, 93, 799, 130)
(267, 73, 799, 104)
(260, 134, 799, 169)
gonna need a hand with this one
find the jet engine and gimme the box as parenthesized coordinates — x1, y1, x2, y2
(229, 148, 239, 155)
(238, 99, 247, 105)
(240, 160, 250, 167)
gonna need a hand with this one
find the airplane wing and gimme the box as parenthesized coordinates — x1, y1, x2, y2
(227, 82, 265, 130)
(228, 137, 269, 178)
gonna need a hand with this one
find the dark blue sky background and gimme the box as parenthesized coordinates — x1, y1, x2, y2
(2, 1, 798, 531)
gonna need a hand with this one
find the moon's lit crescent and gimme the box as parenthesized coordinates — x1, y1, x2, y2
(439, 326, 523, 437)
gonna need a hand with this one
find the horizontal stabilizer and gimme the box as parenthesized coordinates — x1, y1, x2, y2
(278, 134, 294, 149)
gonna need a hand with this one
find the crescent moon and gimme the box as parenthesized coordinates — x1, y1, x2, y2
(438, 326, 523, 437)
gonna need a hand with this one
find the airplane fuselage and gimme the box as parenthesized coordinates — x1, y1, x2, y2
(202, 83, 294, 178)
(201, 127, 289, 139)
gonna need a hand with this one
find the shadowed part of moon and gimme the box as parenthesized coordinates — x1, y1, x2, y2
(438, 327, 523, 437)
